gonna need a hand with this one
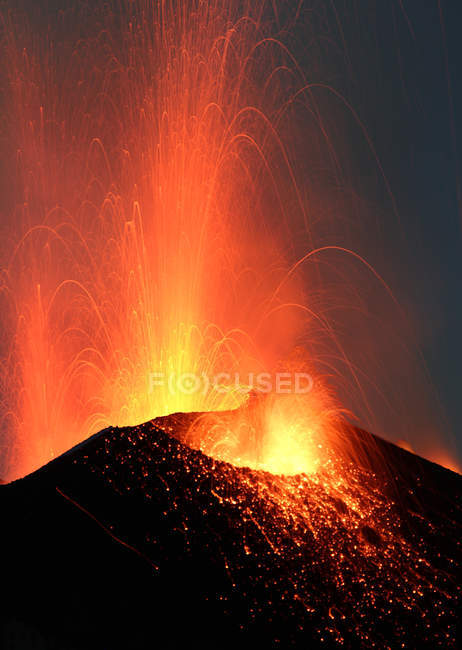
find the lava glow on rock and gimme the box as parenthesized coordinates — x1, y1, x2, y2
(175, 389, 345, 476)
(71, 402, 459, 647)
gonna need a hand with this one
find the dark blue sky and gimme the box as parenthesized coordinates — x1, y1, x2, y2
(388, 2, 462, 457)
(323, 1, 462, 462)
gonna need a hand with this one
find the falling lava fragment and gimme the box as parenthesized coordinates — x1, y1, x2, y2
(0, 403, 461, 649)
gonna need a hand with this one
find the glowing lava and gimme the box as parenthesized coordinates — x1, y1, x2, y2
(0, 0, 459, 481)
(1, 0, 312, 478)
(179, 385, 348, 477)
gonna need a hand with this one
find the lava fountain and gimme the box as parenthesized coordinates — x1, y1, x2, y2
(0, 0, 457, 480)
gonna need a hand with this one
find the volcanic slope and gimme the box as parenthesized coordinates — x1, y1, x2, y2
(1, 405, 461, 648)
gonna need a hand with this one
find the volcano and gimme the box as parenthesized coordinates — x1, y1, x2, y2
(0, 403, 461, 649)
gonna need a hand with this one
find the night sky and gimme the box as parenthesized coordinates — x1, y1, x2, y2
(334, 1, 462, 461)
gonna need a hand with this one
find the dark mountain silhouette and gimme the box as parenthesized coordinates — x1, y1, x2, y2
(1, 404, 461, 649)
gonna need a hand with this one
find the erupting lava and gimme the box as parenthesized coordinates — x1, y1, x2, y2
(0, 0, 458, 480)
(177, 385, 347, 476)
(1, 0, 310, 478)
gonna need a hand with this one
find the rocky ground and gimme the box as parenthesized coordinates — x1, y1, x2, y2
(1, 405, 461, 648)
